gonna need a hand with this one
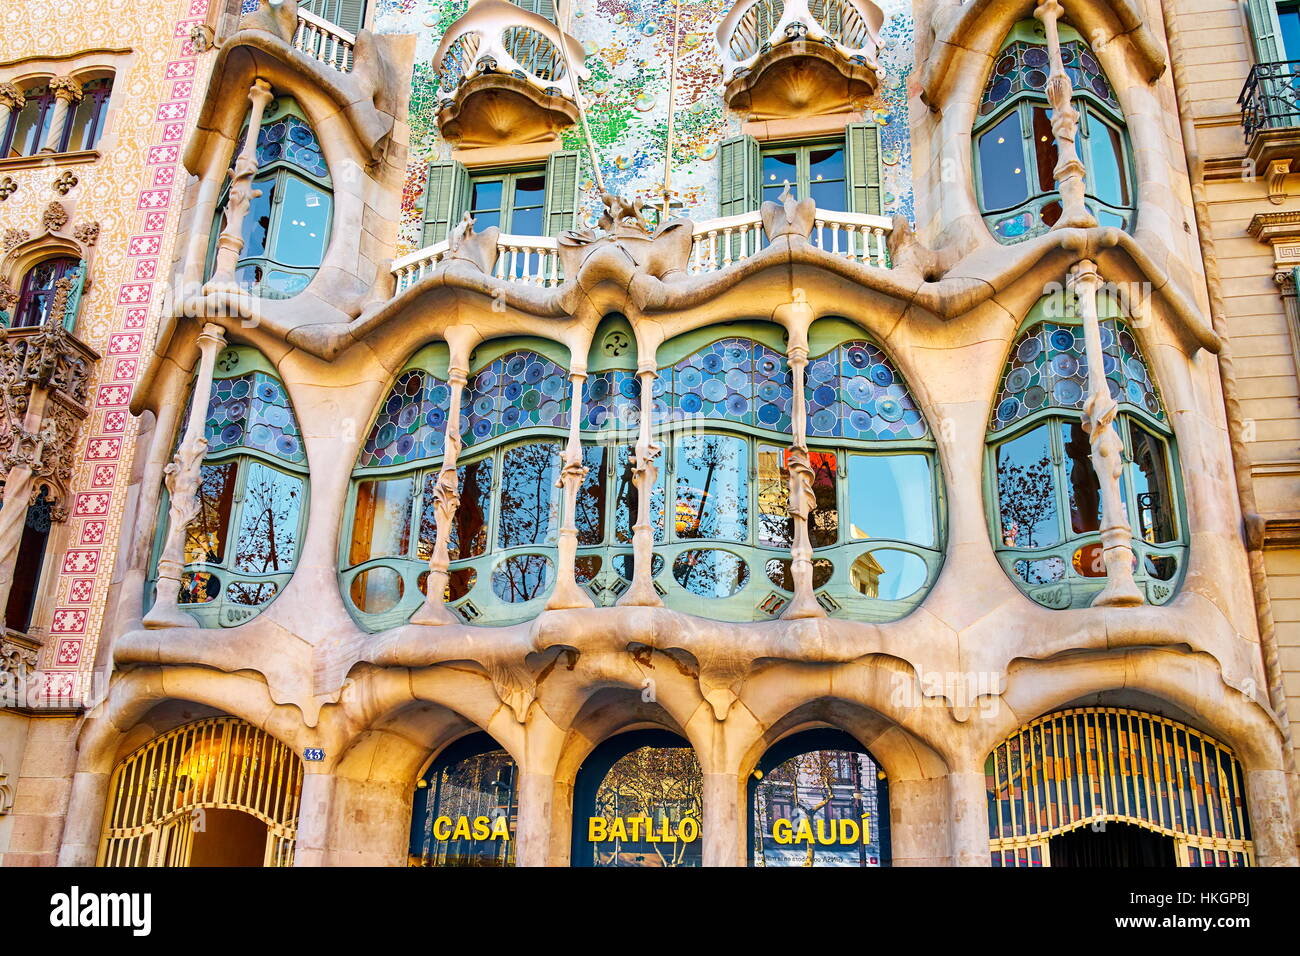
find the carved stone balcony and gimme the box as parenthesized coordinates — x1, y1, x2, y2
(717, 0, 884, 119)
(291, 7, 356, 73)
(432, 0, 588, 147)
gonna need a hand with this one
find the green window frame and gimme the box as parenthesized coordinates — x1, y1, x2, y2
(759, 139, 849, 211)
(421, 151, 580, 247)
(720, 125, 882, 217)
(466, 167, 547, 236)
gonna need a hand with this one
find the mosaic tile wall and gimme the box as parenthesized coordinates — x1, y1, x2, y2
(373, 0, 917, 254)
(0, 0, 213, 700)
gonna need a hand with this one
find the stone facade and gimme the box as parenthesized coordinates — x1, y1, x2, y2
(1, 0, 1298, 868)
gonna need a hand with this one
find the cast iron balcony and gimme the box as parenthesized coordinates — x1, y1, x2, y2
(718, 0, 884, 117)
(432, 0, 587, 147)
(1240, 60, 1300, 186)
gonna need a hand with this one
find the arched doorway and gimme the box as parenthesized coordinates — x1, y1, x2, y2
(749, 728, 891, 867)
(98, 717, 303, 867)
(985, 707, 1254, 866)
(572, 729, 703, 867)
(409, 732, 517, 866)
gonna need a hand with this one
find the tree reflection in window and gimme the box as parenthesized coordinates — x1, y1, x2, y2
(613, 445, 664, 543)
(674, 434, 747, 541)
(491, 554, 553, 603)
(497, 442, 561, 548)
(593, 746, 703, 868)
(232, 462, 303, 573)
(995, 425, 1058, 548)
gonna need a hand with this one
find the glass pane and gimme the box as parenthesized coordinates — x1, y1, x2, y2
(179, 570, 220, 604)
(757, 444, 792, 549)
(350, 566, 405, 613)
(672, 549, 750, 598)
(227, 581, 278, 606)
(995, 425, 1059, 548)
(1129, 423, 1177, 544)
(1060, 421, 1101, 535)
(418, 458, 494, 562)
(978, 111, 1029, 211)
(242, 175, 276, 259)
(1085, 112, 1129, 208)
(674, 434, 748, 541)
(851, 549, 927, 600)
(763, 557, 833, 591)
(349, 475, 414, 565)
(491, 554, 553, 602)
(6, 94, 49, 157)
(1031, 107, 1058, 193)
(1283, 6, 1300, 59)
(847, 453, 933, 547)
(576, 445, 606, 545)
(808, 147, 845, 211)
(184, 462, 237, 564)
(470, 178, 504, 229)
(497, 442, 561, 548)
(614, 445, 665, 544)
(273, 176, 331, 266)
(413, 749, 517, 867)
(592, 746, 702, 867)
(509, 174, 546, 235)
(762, 150, 799, 201)
(232, 462, 303, 573)
(63, 94, 100, 152)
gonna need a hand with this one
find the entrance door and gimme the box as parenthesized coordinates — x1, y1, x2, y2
(1049, 822, 1177, 867)
(188, 809, 271, 867)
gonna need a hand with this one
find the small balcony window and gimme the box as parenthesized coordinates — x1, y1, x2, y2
(12, 257, 83, 330)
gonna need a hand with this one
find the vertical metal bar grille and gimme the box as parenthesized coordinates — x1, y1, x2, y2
(97, 717, 304, 867)
(985, 708, 1254, 867)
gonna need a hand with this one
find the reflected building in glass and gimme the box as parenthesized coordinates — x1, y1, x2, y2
(4, 0, 1300, 873)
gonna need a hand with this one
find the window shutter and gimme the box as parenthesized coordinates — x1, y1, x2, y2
(62, 261, 86, 332)
(718, 134, 760, 218)
(421, 160, 469, 247)
(544, 150, 581, 236)
(845, 123, 884, 216)
(335, 0, 367, 33)
(1244, 0, 1285, 62)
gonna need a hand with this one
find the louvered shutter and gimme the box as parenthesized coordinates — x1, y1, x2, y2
(544, 150, 581, 236)
(845, 122, 884, 216)
(422, 161, 469, 247)
(61, 261, 86, 332)
(718, 134, 760, 218)
(1244, 0, 1285, 62)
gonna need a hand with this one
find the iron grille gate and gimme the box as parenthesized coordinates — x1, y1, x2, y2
(98, 717, 304, 867)
(986, 707, 1254, 867)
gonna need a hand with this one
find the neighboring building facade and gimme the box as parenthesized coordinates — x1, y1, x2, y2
(2, 0, 1298, 867)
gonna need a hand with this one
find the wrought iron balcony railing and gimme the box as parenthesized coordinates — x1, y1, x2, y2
(1239, 60, 1300, 145)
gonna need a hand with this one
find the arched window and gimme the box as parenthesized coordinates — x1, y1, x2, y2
(205, 96, 332, 299)
(648, 319, 942, 622)
(4, 484, 53, 634)
(409, 733, 517, 867)
(749, 729, 890, 867)
(985, 292, 1185, 608)
(342, 339, 572, 630)
(0, 77, 112, 156)
(99, 717, 303, 867)
(974, 21, 1133, 242)
(571, 730, 703, 868)
(986, 708, 1254, 866)
(11, 257, 83, 330)
(2, 83, 53, 157)
(147, 347, 308, 627)
(63, 77, 113, 152)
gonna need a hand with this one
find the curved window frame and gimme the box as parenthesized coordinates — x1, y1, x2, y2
(973, 20, 1135, 243)
(147, 347, 310, 628)
(204, 96, 333, 300)
(984, 295, 1187, 609)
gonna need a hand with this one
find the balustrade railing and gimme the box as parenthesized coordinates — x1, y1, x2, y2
(1240, 60, 1300, 144)
(292, 9, 356, 74)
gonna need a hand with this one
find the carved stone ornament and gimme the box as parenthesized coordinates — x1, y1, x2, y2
(760, 182, 817, 241)
(0, 177, 17, 202)
(42, 201, 69, 234)
(0, 82, 26, 112)
(445, 212, 501, 274)
(72, 220, 100, 247)
(46, 75, 83, 104)
(53, 170, 78, 196)
(2, 228, 29, 252)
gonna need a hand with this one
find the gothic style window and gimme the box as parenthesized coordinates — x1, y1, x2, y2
(4, 485, 53, 634)
(974, 21, 1133, 242)
(342, 340, 572, 630)
(148, 347, 308, 627)
(0, 77, 112, 156)
(749, 729, 890, 867)
(985, 292, 1185, 608)
(205, 96, 332, 299)
(2, 84, 54, 157)
(409, 733, 517, 867)
(986, 708, 1254, 867)
(12, 257, 83, 330)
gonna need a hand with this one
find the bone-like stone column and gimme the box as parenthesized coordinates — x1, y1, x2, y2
(1245, 767, 1300, 866)
(948, 767, 993, 866)
(777, 295, 825, 620)
(1034, 0, 1096, 229)
(547, 364, 595, 610)
(701, 771, 742, 866)
(205, 79, 274, 293)
(617, 357, 663, 607)
(142, 322, 227, 629)
(411, 354, 471, 626)
(40, 76, 82, 154)
(56, 768, 110, 866)
(1072, 260, 1143, 607)
(0, 387, 52, 629)
(0, 83, 25, 143)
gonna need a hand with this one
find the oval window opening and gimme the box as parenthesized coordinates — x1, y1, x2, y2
(180, 571, 220, 604)
(851, 549, 927, 600)
(226, 581, 277, 606)
(673, 549, 749, 598)
(763, 557, 833, 592)
(491, 554, 554, 603)
(614, 552, 664, 581)
(350, 567, 405, 613)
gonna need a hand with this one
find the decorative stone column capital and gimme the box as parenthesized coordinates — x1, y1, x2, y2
(48, 76, 83, 104)
(1068, 258, 1102, 294)
(248, 77, 274, 110)
(1032, 0, 1064, 24)
(0, 82, 25, 111)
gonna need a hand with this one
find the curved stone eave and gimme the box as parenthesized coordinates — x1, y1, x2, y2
(723, 42, 881, 116)
(128, 224, 1220, 417)
(182, 28, 399, 173)
(436, 73, 580, 146)
(921, 0, 1167, 111)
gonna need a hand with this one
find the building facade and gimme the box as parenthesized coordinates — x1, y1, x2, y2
(1, 0, 1298, 867)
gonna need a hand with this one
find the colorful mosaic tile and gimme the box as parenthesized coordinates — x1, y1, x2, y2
(806, 341, 928, 441)
(360, 368, 451, 467)
(990, 320, 1166, 432)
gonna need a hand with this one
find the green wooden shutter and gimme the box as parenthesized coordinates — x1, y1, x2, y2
(544, 150, 581, 236)
(718, 134, 761, 217)
(62, 261, 86, 332)
(335, 0, 367, 33)
(845, 123, 883, 216)
(513, 0, 556, 21)
(1245, 0, 1285, 62)
(422, 160, 469, 247)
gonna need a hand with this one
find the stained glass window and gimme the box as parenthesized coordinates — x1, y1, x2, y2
(658, 337, 792, 432)
(359, 369, 450, 468)
(806, 340, 928, 441)
(464, 350, 570, 446)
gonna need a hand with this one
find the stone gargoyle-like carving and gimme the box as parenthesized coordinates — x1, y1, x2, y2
(444, 212, 500, 274)
(885, 214, 964, 280)
(760, 182, 816, 242)
(556, 190, 694, 281)
(242, 0, 302, 44)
